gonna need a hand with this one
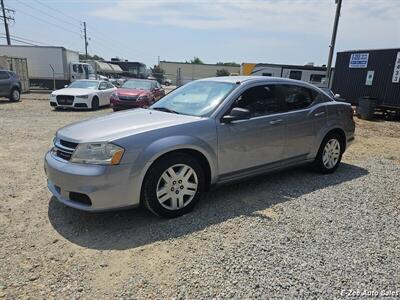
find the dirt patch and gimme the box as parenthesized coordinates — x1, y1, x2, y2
(1, 98, 400, 298)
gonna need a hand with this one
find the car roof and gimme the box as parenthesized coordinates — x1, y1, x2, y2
(74, 79, 102, 83)
(198, 76, 309, 84)
(198, 76, 325, 91)
(126, 78, 154, 82)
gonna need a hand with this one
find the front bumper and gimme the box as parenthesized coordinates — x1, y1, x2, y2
(44, 151, 140, 211)
(50, 97, 90, 109)
(110, 98, 148, 110)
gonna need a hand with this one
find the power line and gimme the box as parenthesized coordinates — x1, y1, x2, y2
(0, 35, 36, 45)
(0, 33, 51, 46)
(15, 7, 81, 37)
(87, 24, 148, 57)
(32, 0, 81, 23)
(11, 0, 150, 60)
(25, 0, 148, 57)
(14, 0, 80, 29)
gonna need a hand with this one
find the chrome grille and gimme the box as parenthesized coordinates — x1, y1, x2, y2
(57, 95, 74, 105)
(118, 95, 138, 101)
(53, 138, 77, 161)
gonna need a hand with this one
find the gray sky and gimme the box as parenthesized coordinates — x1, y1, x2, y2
(6, 0, 400, 67)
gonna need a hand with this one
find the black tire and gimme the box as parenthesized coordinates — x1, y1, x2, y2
(112, 107, 119, 112)
(91, 96, 99, 110)
(312, 132, 344, 174)
(142, 152, 205, 218)
(9, 88, 21, 102)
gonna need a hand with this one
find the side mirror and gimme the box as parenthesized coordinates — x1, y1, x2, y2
(222, 107, 251, 123)
(334, 94, 341, 99)
(64, 85, 68, 88)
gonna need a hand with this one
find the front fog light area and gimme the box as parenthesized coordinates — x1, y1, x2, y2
(70, 142, 124, 165)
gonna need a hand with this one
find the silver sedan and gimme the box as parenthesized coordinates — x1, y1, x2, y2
(44, 76, 355, 218)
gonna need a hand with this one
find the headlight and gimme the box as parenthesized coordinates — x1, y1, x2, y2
(50, 93, 56, 97)
(138, 95, 148, 101)
(70, 142, 124, 165)
(76, 95, 89, 99)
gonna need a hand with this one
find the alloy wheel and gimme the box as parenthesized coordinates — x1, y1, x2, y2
(12, 90, 20, 101)
(322, 139, 341, 169)
(156, 164, 198, 210)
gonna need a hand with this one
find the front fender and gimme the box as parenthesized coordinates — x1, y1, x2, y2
(135, 135, 218, 181)
(120, 135, 218, 206)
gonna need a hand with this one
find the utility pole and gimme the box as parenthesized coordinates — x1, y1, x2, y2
(83, 21, 88, 60)
(1, 0, 11, 45)
(326, 0, 342, 87)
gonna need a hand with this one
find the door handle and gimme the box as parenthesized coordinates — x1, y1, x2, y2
(314, 111, 325, 117)
(269, 119, 283, 125)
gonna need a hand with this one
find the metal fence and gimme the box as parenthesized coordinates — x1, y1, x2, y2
(0, 56, 30, 92)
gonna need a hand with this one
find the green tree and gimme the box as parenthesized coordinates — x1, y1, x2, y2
(151, 65, 165, 83)
(216, 69, 230, 77)
(79, 53, 105, 61)
(189, 57, 204, 64)
(216, 62, 240, 67)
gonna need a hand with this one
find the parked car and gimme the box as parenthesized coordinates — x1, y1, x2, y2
(0, 70, 22, 102)
(110, 79, 165, 111)
(108, 78, 121, 87)
(44, 76, 355, 218)
(49, 80, 117, 110)
(163, 78, 172, 86)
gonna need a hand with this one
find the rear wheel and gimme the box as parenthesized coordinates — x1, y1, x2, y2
(142, 153, 205, 218)
(9, 88, 20, 102)
(91, 96, 99, 110)
(313, 133, 343, 174)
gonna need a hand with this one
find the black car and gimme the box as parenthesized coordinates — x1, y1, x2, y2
(0, 70, 22, 102)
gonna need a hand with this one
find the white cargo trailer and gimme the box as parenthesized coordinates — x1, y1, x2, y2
(241, 63, 328, 88)
(0, 45, 94, 89)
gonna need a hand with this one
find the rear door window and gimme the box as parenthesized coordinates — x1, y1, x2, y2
(0, 71, 10, 79)
(233, 85, 282, 117)
(279, 85, 316, 111)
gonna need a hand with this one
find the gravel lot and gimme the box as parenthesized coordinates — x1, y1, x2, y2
(1, 97, 400, 299)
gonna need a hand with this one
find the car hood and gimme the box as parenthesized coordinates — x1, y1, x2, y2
(52, 88, 96, 96)
(117, 88, 149, 96)
(57, 109, 202, 143)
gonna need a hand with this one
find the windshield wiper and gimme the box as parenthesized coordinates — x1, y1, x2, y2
(152, 107, 180, 114)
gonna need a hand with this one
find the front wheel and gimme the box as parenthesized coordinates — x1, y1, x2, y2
(9, 88, 21, 102)
(142, 153, 205, 218)
(312, 133, 343, 174)
(91, 97, 99, 110)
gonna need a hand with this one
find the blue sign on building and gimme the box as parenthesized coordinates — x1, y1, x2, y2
(349, 53, 369, 68)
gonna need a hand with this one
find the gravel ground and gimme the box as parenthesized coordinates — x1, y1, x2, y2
(1, 98, 400, 299)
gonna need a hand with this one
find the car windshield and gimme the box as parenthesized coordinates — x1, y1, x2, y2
(68, 81, 99, 89)
(122, 80, 152, 90)
(151, 81, 236, 116)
